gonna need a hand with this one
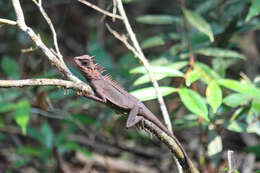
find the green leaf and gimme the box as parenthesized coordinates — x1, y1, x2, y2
(178, 88, 209, 121)
(194, 63, 220, 84)
(251, 97, 260, 112)
(130, 87, 177, 101)
(196, 48, 246, 59)
(217, 79, 260, 98)
(0, 103, 15, 113)
(41, 123, 54, 148)
(227, 121, 247, 133)
(133, 67, 184, 86)
(185, 70, 201, 86)
(183, 8, 214, 42)
(136, 15, 181, 25)
(169, 43, 184, 56)
(130, 64, 186, 74)
(223, 93, 252, 108)
(15, 100, 30, 135)
(1, 56, 20, 78)
(141, 36, 165, 49)
(206, 81, 222, 113)
(246, 0, 260, 22)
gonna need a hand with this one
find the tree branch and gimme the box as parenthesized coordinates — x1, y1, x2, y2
(116, 0, 173, 133)
(77, 0, 123, 20)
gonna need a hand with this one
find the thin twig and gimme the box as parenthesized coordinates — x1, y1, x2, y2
(77, 0, 123, 20)
(32, 0, 64, 63)
(0, 18, 17, 25)
(112, 0, 117, 22)
(11, 0, 80, 84)
(106, 24, 141, 58)
(116, 0, 173, 132)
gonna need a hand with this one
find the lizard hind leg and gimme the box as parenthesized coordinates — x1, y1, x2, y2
(126, 106, 143, 129)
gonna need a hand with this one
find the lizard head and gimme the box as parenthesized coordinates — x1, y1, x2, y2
(74, 55, 103, 79)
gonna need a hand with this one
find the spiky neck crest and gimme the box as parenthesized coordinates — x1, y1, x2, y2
(74, 55, 104, 79)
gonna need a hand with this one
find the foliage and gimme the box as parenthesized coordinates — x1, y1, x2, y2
(0, 0, 260, 172)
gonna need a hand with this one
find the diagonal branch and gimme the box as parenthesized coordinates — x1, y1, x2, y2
(77, 0, 123, 20)
(115, 0, 173, 133)
(11, 0, 81, 84)
(32, 0, 64, 63)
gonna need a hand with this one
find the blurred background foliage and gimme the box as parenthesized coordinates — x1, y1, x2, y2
(0, 0, 260, 172)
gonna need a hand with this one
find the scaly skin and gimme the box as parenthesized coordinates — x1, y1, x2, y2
(74, 55, 196, 172)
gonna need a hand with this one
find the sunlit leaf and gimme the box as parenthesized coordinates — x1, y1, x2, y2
(185, 70, 201, 86)
(130, 63, 186, 74)
(132, 67, 184, 85)
(197, 48, 246, 59)
(227, 121, 247, 133)
(15, 99, 30, 135)
(141, 36, 165, 49)
(194, 63, 220, 84)
(178, 88, 209, 121)
(206, 81, 222, 113)
(130, 87, 177, 101)
(183, 8, 214, 42)
(223, 93, 251, 108)
(246, 0, 260, 22)
(217, 79, 260, 98)
(136, 15, 181, 25)
(207, 134, 222, 156)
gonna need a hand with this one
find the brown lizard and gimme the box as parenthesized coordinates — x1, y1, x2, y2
(74, 55, 195, 171)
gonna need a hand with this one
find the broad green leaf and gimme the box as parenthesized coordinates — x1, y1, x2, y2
(227, 121, 247, 133)
(194, 63, 220, 84)
(15, 100, 30, 135)
(183, 8, 214, 42)
(133, 67, 184, 86)
(196, 48, 246, 59)
(185, 70, 201, 86)
(246, 0, 260, 22)
(130, 63, 187, 74)
(130, 87, 177, 101)
(133, 74, 170, 86)
(251, 97, 260, 112)
(141, 36, 165, 49)
(217, 79, 260, 98)
(1, 56, 20, 78)
(167, 61, 188, 70)
(223, 93, 252, 108)
(206, 81, 222, 113)
(136, 15, 181, 25)
(178, 88, 209, 121)
(133, 68, 183, 86)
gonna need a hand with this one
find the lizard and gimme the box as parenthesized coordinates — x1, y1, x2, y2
(74, 54, 195, 171)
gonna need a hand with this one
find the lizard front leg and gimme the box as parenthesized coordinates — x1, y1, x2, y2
(83, 86, 107, 103)
(126, 105, 144, 128)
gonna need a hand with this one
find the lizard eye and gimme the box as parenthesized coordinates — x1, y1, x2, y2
(81, 60, 89, 66)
